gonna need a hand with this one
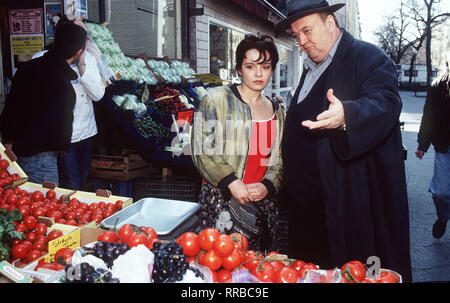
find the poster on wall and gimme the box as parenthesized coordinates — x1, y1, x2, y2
(9, 9, 43, 35)
(64, 0, 88, 19)
(10, 35, 44, 76)
(44, 3, 62, 41)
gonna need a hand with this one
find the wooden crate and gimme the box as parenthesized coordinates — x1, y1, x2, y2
(89, 151, 152, 181)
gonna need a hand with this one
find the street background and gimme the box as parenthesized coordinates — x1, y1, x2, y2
(400, 90, 450, 283)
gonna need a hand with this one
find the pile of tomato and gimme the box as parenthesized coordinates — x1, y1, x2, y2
(173, 228, 401, 283)
(0, 185, 125, 266)
(173, 228, 298, 283)
(0, 157, 21, 187)
(98, 224, 161, 249)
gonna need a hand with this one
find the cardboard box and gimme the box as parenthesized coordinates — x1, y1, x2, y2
(12, 227, 106, 283)
(0, 143, 28, 188)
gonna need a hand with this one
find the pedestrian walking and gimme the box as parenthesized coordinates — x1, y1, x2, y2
(416, 71, 449, 239)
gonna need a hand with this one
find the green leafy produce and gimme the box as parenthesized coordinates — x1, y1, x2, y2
(0, 208, 25, 262)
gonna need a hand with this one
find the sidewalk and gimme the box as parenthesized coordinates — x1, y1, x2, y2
(399, 90, 450, 283)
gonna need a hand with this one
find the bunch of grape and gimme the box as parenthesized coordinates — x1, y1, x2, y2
(151, 241, 189, 283)
(84, 240, 130, 268)
(65, 263, 119, 283)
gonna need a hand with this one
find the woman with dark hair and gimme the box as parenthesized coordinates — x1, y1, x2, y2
(191, 34, 285, 251)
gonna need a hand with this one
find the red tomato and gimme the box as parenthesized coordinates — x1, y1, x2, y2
(56, 218, 67, 224)
(65, 212, 76, 221)
(230, 232, 248, 251)
(290, 259, 306, 272)
(16, 197, 31, 207)
(18, 205, 30, 217)
(127, 233, 148, 248)
(244, 250, 264, 272)
(45, 190, 56, 200)
(203, 250, 222, 271)
(269, 260, 285, 274)
(11, 244, 28, 260)
(198, 228, 220, 251)
(69, 198, 80, 210)
(47, 230, 63, 241)
(115, 200, 124, 209)
(15, 223, 27, 233)
(178, 232, 200, 257)
(93, 214, 103, 224)
(35, 234, 48, 244)
(251, 261, 275, 282)
(32, 240, 47, 252)
(65, 219, 77, 226)
(48, 202, 58, 211)
(141, 226, 157, 240)
(214, 234, 234, 257)
(216, 269, 232, 283)
(378, 270, 400, 283)
(31, 191, 44, 202)
(54, 248, 74, 264)
(6, 194, 18, 205)
(197, 250, 207, 265)
(97, 231, 118, 243)
(341, 260, 366, 283)
(298, 263, 319, 280)
(21, 240, 33, 251)
(26, 231, 37, 242)
(222, 248, 244, 270)
(47, 210, 62, 221)
(118, 224, 134, 243)
(26, 250, 42, 262)
(274, 267, 299, 283)
(32, 207, 46, 218)
(34, 223, 47, 236)
(0, 159, 9, 170)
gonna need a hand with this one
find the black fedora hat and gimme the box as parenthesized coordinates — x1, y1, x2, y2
(275, 0, 345, 33)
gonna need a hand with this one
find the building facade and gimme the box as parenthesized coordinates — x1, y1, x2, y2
(0, 0, 361, 109)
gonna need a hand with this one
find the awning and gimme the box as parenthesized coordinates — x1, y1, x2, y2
(230, 0, 286, 26)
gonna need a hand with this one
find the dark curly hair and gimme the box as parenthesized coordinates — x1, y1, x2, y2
(235, 34, 279, 72)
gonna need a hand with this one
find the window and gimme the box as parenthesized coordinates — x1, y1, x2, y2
(209, 22, 245, 82)
(107, 0, 180, 58)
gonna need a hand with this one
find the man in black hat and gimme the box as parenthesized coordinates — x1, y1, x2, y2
(275, 0, 412, 282)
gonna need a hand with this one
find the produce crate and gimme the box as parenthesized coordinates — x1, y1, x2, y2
(89, 151, 152, 181)
(0, 143, 28, 188)
(69, 189, 133, 209)
(18, 181, 76, 202)
(132, 175, 197, 202)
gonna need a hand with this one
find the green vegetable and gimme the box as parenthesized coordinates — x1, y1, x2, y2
(0, 208, 25, 262)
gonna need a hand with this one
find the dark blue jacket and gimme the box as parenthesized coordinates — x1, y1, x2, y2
(290, 30, 412, 282)
(0, 50, 77, 156)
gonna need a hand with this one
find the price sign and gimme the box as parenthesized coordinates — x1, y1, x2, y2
(45, 229, 81, 263)
(176, 110, 194, 125)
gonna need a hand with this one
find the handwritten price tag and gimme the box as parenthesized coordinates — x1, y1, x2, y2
(45, 229, 81, 263)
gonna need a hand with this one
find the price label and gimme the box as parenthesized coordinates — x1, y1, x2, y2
(45, 229, 81, 263)
(176, 110, 194, 125)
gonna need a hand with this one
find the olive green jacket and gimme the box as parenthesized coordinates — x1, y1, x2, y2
(190, 85, 285, 198)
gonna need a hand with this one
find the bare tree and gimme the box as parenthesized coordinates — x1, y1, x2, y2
(375, 1, 412, 64)
(406, 0, 450, 87)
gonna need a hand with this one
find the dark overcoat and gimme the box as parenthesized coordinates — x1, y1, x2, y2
(293, 30, 412, 282)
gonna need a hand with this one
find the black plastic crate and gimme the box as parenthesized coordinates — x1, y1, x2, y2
(132, 176, 197, 202)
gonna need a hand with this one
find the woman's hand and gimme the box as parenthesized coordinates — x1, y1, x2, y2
(245, 183, 268, 202)
(228, 179, 254, 204)
(415, 150, 425, 160)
